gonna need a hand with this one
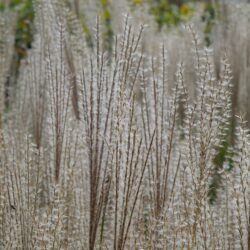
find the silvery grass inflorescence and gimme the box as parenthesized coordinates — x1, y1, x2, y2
(0, 1, 250, 249)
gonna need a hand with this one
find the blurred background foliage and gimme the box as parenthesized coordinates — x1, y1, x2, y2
(0, 0, 34, 111)
(0, 0, 34, 63)
(0, 0, 220, 65)
(145, 0, 195, 28)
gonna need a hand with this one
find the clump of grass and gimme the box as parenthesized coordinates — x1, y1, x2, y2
(0, 1, 250, 249)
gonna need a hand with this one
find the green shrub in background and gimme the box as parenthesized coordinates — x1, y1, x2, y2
(129, 0, 219, 47)
(148, 0, 194, 28)
(128, 0, 194, 28)
(0, 0, 33, 112)
(0, 0, 34, 61)
(201, 2, 219, 46)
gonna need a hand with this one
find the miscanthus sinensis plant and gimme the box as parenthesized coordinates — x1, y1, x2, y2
(0, 1, 250, 249)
